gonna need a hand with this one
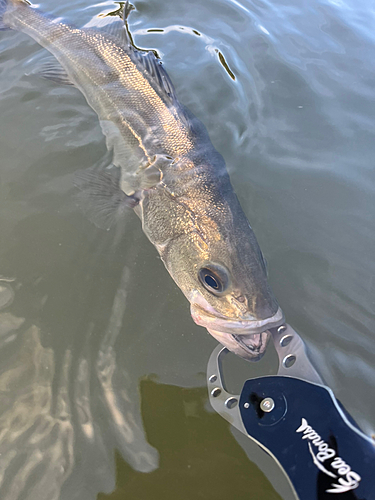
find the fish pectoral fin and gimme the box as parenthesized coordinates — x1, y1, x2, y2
(141, 154, 174, 172)
(74, 165, 139, 231)
(138, 155, 174, 188)
(28, 57, 74, 86)
(139, 164, 162, 189)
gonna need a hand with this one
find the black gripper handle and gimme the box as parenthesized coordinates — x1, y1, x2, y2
(239, 376, 375, 500)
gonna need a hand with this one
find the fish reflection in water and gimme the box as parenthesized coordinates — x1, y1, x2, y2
(95, 265, 158, 473)
(0, 276, 158, 500)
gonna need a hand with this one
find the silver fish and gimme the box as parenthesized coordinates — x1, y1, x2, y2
(0, 0, 284, 360)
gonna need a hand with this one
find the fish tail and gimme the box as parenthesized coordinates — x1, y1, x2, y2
(0, 0, 9, 29)
(0, 0, 26, 30)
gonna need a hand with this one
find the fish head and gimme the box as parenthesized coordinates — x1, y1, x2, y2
(161, 195, 284, 361)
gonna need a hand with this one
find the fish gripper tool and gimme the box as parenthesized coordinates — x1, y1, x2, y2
(207, 323, 375, 500)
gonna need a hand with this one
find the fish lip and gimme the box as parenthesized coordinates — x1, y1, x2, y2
(209, 328, 271, 362)
(191, 305, 284, 361)
(191, 305, 285, 336)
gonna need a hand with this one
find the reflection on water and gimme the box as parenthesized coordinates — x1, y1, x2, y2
(0, 273, 157, 500)
(99, 380, 282, 500)
(0, 282, 15, 310)
(95, 265, 159, 473)
(0, 280, 284, 500)
(0, 0, 374, 498)
(0, 323, 73, 500)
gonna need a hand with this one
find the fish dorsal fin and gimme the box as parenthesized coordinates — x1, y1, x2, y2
(133, 48, 194, 131)
(85, 3, 177, 102)
(132, 50, 176, 101)
(84, 2, 134, 46)
(86, 3, 189, 125)
(133, 48, 196, 132)
(83, 10, 128, 46)
(121, 2, 178, 102)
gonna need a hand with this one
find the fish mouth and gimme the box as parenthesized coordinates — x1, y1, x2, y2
(191, 304, 285, 361)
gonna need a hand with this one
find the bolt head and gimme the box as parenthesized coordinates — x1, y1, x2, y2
(260, 397, 275, 413)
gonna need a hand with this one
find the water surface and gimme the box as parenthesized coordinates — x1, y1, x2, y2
(0, 0, 374, 499)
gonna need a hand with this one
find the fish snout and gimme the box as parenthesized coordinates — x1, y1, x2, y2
(191, 300, 285, 361)
(247, 291, 280, 322)
(191, 300, 285, 336)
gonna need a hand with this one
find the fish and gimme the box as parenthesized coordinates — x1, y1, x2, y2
(0, 0, 284, 360)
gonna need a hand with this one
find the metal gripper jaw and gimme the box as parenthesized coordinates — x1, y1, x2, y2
(207, 323, 322, 431)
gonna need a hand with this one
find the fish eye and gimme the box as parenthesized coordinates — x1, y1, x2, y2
(198, 264, 229, 295)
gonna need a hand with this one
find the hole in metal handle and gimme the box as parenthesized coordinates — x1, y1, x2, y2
(211, 387, 221, 397)
(225, 397, 238, 409)
(283, 354, 296, 368)
(280, 334, 293, 347)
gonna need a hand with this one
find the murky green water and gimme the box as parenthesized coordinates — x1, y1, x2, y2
(0, 0, 374, 499)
